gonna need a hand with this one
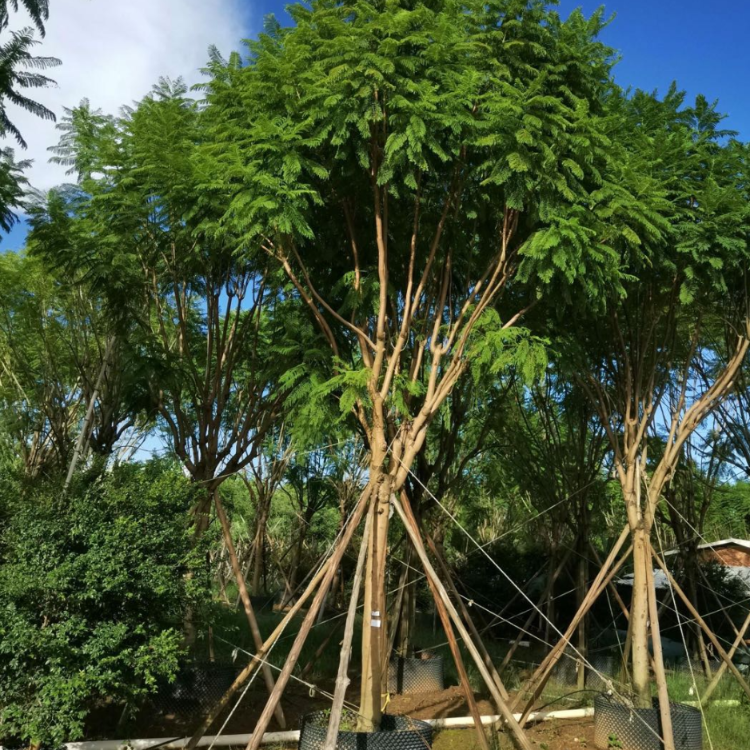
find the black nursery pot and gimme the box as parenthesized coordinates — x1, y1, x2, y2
(298, 710, 433, 750)
(594, 694, 702, 750)
(387, 655, 445, 694)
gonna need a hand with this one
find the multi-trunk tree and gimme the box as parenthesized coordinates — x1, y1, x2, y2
(565, 88, 750, 720)
(196, 0, 662, 739)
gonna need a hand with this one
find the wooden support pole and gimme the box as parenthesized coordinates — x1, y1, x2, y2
(701, 609, 750, 705)
(652, 550, 750, 703)
(215, 493, 287, 730)
(244, 487, 372, 750)
(515, 527, 631, 723)
(423, 524, 508, 700)
(299, 620, 344, 681)
(392, 494, 535, 750)
(429, 563, 493, 750)
(644, 538, 675, 750)
(323, 513, 372, 750)
(186, 553, 335, 749)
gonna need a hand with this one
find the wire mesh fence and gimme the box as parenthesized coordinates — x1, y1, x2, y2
(388, 655, 445, 694)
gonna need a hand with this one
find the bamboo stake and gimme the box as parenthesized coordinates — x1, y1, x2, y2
(428, 566, 493, 750)
(299, 620, 344, 681)
(515, 527, 631, 722)
(186, 554, 334, 749)
(245, 487, 372, 750)
(392, 494, 535, 750)
(215, 493, 286, 729)
(644, 538, 675, 750)
(423, 526, 508, 699)
(323, 513, 372, 750)
(652, 550, 750, 703)
(701, 609, 750, 705)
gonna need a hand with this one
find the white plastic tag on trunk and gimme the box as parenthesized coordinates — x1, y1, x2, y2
(371, 618, 382, 628)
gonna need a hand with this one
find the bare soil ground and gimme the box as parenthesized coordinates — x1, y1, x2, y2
(101, 683, 595, 750)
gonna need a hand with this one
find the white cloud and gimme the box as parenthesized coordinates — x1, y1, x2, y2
(2, 0, 248, 191)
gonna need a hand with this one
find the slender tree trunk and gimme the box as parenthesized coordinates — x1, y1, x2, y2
(324, 513, 371, 749)
(252, 499, 269, 594)
(630, 523, 652, 708)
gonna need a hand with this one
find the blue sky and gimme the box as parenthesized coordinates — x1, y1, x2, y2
(2, 0, 748, 250)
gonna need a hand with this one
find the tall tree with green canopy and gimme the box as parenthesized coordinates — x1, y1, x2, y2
(559, 87, 750, 715)
(197, 0, 660, 739)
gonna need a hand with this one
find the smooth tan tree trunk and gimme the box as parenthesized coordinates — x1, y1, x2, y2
(251, 502, 269, 593)
(630, 524, 652, 708)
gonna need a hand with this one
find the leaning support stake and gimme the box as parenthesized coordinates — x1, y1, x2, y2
(701, 609, 750, 705)
(186, 553, 335, 750)
(392, 494, 535, 750)
(515, 527, 631, 722)
(423, 525, 509, 700)
(244, 487, 372, 750)
(651, 550, 750, 703)
(429, 569, 492, 750)
(644, 538, 675, 750)
(214, 493, 286, 730)
(323, 513, 372, 749)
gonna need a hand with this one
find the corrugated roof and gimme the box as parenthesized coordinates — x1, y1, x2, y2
(618, 566, 750, 591)
(663, 538, 750, 556)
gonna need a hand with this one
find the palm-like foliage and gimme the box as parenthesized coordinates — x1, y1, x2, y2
(0, 27, 58, 148)
(0, 0, 50, 36)
(0, 146, 29, 232)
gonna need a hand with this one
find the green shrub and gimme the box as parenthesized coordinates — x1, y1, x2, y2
(0, 459, 210, 747)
